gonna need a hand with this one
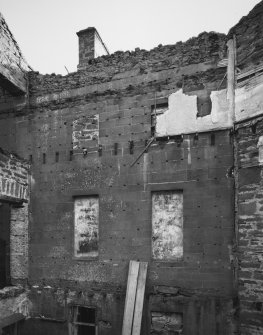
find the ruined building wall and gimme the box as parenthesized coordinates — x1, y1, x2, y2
(0, 29, 237, 334)
(0, 12, 31, 330)
(0, 148, 30, 322)
(235, 117, 263, 335)
(231, 1, 263, 334)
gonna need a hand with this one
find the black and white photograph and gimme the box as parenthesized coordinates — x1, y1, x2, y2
(0, 0, 262, 334)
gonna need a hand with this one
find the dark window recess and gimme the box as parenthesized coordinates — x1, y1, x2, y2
(55, 152, 59, 163)
(2, 323, 18, 335)
(69, 150, 73, 161)
(70, 306, 97, 335)
(196, 93, 212, 117)
(0, 203, 11, 289)
(42, 153, 46, 164)
(151, 102, 168, 136)
(211, 133, 215, 146)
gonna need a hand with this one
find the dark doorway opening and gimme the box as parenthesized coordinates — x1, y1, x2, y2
(0, 202, 11, 289)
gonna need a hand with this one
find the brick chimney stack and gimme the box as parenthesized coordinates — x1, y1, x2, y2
(76, 27, 109, 70)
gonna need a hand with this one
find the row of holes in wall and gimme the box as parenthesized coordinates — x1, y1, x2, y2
(30, 133, 218, 164)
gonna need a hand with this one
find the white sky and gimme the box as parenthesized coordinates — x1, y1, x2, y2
(1, 0, 260, 75)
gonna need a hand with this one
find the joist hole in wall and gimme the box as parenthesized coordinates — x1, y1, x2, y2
(129, 141, 134, 154)
(114, 143, 118, 155)
(42, 153, 46, 164)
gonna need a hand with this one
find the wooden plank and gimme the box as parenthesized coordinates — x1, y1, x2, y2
(132, 262, 148, 335)
(122, 260, 140, 335)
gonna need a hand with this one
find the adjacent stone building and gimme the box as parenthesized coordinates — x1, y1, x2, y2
(0, 2, 263, 334)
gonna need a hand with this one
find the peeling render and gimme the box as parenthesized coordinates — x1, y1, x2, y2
(152, 191, 183, 260)
(74, 197, 99, 258)
(155, 89, 232, 137)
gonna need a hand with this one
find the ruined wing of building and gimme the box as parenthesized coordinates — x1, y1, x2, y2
(0, 1, 263, 334)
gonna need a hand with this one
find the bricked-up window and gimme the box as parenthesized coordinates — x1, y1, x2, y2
(69, 306, 97, 335)
(74, 197, 99, 258)
(0, 203, 11, 288)
(152, 191, 183, 260)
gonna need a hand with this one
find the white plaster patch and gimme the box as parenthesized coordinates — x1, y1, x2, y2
(155, 89, 232, 137)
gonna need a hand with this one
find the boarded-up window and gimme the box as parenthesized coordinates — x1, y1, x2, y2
(74, 197, 99, 258)
(152, 191, 183, 260)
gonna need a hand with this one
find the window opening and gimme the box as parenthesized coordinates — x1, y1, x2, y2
(152, 191, 183, 260)
(151, 102, 168, 137)
(74, 196, 99, 258)
(70, 306, 97, 335)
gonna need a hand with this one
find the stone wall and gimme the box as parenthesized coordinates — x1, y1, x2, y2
(1, 1, 263, 334)
(0, 148, 30, 328)
(0, 24, 236, 334)
(235, 116, 263, 335)
(0, 148, 29, 202)
(0, 12, 31, 94)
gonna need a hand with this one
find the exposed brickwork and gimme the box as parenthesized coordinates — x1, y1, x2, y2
(0, 148, 30, 326)
(0, 148, 29, 202)
(1, 1, 263, 334)
(235, 116, 263, 334)
(0, 14, 236, 334)
(77, 27, 109, 69)
(229, 0, 263, 71)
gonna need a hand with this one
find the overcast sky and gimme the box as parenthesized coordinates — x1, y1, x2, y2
(1, 0, 260, 75)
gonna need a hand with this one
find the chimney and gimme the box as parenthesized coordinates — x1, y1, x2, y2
(76, 27, 109, 69)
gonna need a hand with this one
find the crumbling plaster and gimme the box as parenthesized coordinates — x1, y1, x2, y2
(155, 88, 231, 137)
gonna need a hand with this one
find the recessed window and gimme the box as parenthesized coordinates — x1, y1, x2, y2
(74, 197, 99, 258)
(151, 102, 168, 136)
(69, 306, 97, 335)
(152, 191, 183, 260)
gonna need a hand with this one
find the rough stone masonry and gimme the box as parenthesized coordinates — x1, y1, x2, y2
(0, 2, 263, 334)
